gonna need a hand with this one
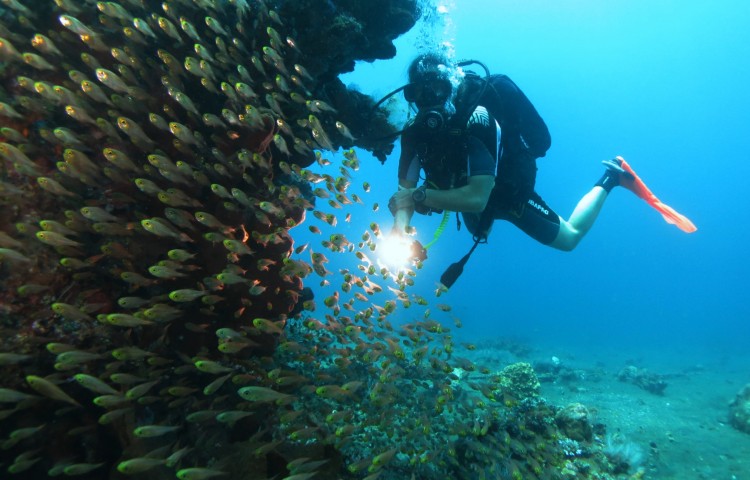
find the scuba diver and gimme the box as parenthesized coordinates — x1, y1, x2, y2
(387, 52, 696, 287)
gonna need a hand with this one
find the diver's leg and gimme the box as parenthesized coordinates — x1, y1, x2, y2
(549, 158, 634, 251)
(549, 187, 608, 251)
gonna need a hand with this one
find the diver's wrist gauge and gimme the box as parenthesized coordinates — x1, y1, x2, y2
(412, 185, 427, 204)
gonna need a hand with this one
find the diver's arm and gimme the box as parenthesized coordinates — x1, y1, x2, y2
(421, 175, 495, 213)
(392, 178, 417, 234)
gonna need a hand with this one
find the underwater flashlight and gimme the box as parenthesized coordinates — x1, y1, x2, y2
(377, 234, 427, 270)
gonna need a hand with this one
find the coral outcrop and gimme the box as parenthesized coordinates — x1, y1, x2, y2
(729, 383, 750, 434)
(617, 365, 667, 395)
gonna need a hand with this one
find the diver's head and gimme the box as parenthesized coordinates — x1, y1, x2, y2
(403, 52, 462, 131)
(404, 53, 461, 108)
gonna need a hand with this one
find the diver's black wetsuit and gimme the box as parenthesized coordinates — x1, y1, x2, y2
(398, 105, 561, 245)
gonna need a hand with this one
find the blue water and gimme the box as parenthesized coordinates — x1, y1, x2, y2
(299, 1, 750, 364)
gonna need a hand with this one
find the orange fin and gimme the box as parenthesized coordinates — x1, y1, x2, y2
(618, 157, 697, 233)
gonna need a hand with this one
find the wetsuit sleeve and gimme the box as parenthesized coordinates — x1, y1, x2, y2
(397, 133, 420, 182)
(466, 136, 496, 176)
(465, 106, 499, 177)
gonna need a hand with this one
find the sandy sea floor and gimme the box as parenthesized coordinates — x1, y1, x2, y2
(532, 344, 750, 480)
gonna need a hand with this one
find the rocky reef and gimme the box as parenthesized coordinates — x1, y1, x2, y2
(729, 383, 750, 434)
(1, 1, 641, 479)
(617, 365, 667, 395)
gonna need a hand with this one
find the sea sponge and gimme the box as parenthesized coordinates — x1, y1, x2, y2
(498, 362, 540, 400)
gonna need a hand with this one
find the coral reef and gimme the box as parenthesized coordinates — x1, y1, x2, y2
(728, 383, 750, 434)
(0, 0, 642, 479)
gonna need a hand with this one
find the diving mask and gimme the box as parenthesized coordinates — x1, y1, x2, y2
(403, 77, 453, 109)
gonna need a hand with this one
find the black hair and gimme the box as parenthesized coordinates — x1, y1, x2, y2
(407, 52, 455, 84)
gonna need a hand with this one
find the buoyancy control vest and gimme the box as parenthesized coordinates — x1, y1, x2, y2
(455, 72, 551, 159)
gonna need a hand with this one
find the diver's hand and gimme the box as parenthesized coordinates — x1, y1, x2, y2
(388, 188, 415, 216)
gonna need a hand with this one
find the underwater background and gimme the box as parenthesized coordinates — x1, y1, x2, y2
(334, 0, 750, 356)
(1, 0, 749, 479)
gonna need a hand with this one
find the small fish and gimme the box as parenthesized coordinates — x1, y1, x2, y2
(110, 346, 154, 361)
(194, 43, 215, 63)
(193, 211, 230, 231)
(237, 386, 292, 403)
(294, 63, 314, 81)
(0, 353, 33, 365)
(204, 16, 229, 37)
(0, 387, 37, 403)
(175, 92, 200, 115)
(93, 394, 130, 408)
(117, 116, 155, 146)
(141, 218, 192, 242)
(98, 407, 133, 425)
(176, 467, 228, 480)
(117, 457, 167, 475)
(73, 374, 119, 395)
(0, 101, 23, 119)
(169, 289, 206, 303)
(125, 380, 159, 399)
(120, 271, 154, 287)
(274, 74, 290, 93)
(169, 121, 198, 145)
(26, 375, 81, 407)
(157, 16, 183, 43)
(7, 456, 42, 474)
(0, 37, 21, 62)
(250, 55, 266, 75)
(55, 350, 103, 368)
(148, 265, 186, 279)
(134, 425, 180, 437)
(0, 142, 36, 168)
(149, 112, 171, 131)
(134, 178, 162, 196)
(202, 113, 226, 128)
(179, 17, 201, 42)
(62, 463, 105, 475)
(235, 81, 257, 99)
(183, 56, 204, 77)
(222, 239, 254, 256)
(0, 248, 31, 264)
(133, 17, 157, 38)
(105, 313, 154, 327)
(252, 317, 284, 335)
(95, 68, 130, 93)
(36, 231, 82, 248)
(167, 249, 195, 262)
(215, 272, 248, 285)
(80, 206, 119, 222)
(31, 34, 63, 57)
(117, 297, 150, 309)
(216, 410, 253, 425)
(335, 121, 356, 141)
(97, 1, 133, 21)
(0, 126, 25, 143)
(65, 104, 97, 125)
(58, 15, 95, 36)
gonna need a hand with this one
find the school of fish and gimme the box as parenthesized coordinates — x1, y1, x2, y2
(0, 1, 621, 479)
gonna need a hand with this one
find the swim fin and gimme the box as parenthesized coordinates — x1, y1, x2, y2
(616, 156, 697, 233)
